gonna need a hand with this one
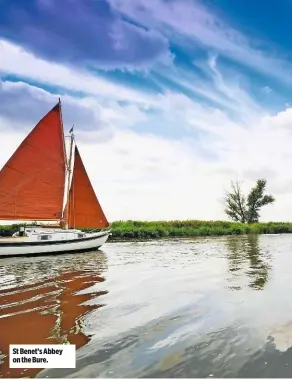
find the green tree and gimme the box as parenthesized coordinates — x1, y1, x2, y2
(224, 180, 247, 223)
(224, 179, 275, 224)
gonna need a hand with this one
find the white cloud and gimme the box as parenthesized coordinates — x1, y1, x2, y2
(148, 53, 265, 126)
(104, 99, 292, 222)
(1, 41, 292, 222)
(0, 38, 269, 126)
(2, 80, 292, 222)
(0, 39, 155, 106)
(0, 79, 149, 136)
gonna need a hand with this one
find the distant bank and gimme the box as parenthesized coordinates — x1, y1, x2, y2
(1, 220, 292, 240)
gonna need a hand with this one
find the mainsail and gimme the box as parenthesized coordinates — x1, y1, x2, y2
(0, 102, 67, 221)
(66, 145, 109, 229)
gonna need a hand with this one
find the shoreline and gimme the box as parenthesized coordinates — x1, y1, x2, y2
(2, 220, 292, 240)
(107, 220, 292, 240)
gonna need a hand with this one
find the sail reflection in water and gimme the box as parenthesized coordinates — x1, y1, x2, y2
(0, 251, 108, 378)
(226, 234, 272, 290)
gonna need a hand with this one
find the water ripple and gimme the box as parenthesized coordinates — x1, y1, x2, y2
(1, 235, 292, 377)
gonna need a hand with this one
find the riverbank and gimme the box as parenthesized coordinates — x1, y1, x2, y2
(2, 220, 292, 240)
(107, 220, 292, 239)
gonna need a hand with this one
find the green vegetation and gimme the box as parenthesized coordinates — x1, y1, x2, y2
(224, 179, 275, 223)
(0, 224, 22, 237)
(96, 220, 292, 240)
(2, 220, 292, 241)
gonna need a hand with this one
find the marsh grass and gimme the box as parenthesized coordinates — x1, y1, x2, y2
(1, 220, 292, 240)
(90, 220, 292, 240)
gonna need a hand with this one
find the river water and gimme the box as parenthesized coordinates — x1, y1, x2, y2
(1, 234, 292, 377)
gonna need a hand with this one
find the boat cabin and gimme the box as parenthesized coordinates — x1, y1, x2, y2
(13, 227, 87, 242)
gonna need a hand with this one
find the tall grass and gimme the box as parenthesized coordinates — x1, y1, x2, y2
(108, 220, 292, 240)
(2, 220, 292, 240)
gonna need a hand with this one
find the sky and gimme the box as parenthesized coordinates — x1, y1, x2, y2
(1, 0, 292, 222)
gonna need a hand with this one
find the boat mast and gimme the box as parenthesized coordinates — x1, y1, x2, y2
(64, 126, 74, 229)
(58, 97, 69, 229)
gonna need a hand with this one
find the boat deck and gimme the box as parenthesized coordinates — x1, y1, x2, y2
(0, 237, 29, 243)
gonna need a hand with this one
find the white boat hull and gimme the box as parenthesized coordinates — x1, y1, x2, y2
(0, 231, 110, 258)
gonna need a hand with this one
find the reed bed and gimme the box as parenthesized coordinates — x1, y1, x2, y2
(93, 220, 292, 240)
(1, 220, 292, 240)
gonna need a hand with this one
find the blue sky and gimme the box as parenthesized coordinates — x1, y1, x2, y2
(1, 0, 292, 221)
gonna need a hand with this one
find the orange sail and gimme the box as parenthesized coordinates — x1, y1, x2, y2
(67, 146, 109, 229)
(0, 103, 66, 221)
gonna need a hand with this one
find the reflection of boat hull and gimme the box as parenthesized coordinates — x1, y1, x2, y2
(0, 231, 110, 258)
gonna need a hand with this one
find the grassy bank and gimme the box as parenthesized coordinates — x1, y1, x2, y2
(107, 220, 292, 240)
(2, 220, 292, 240)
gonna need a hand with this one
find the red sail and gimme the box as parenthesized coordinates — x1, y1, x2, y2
(0, 103, 66, 221)
(67, 146, 109, 229)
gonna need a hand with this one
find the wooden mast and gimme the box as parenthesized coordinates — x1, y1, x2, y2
(64, 126, 74, 229)
(59, 97, 68, 228)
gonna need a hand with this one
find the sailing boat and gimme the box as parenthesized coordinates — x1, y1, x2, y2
(0, 99, 111, 257)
